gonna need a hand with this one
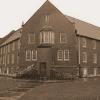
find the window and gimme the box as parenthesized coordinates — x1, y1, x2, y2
(45, 14, 49, 23)
(18, 39, 21, 49)
(11, 54, 14, 64)
(12, 42, 15, 51)
(3, 46, 6, 54)
(93, 40, 96, 49)
(60, 33, 67, 43)
(2, 55, 6, 66)
(28, 34, 35, 44)
(94, 68, 97, 76)
(40, 31, 54, 44)
(82, 37, 86, 47)
(5, 45, 7, 54)
(26, 50, 31, 61)
(82, 52, 87, 63)
(64, 50, 69, 61)
(93, 54, 97, 64)
(7, 54, 10, 64)
(0, 48, 1, 55)
(0, 56, 1, 64)
(0, 48, 2, 55)
(83, 68, 88, 76)
(57, 50, 63, 61)
(32, 50, 37, 61)
(8, 44, 10, 53)
(7, 67, 9, 75)
(4, 55, 6, 66)
(3, 56, 4, 65)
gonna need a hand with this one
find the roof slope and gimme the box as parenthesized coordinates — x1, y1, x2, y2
(66, 15, 100, 40)
(0, 30, 15, 45)
(0, 28, 21, 46)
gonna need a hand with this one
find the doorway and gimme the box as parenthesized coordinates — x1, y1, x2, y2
(39, 62, 47, 77)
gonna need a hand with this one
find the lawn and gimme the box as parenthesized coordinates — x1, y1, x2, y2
(0, 77, 100, 100)
(19, 78, 100, 100)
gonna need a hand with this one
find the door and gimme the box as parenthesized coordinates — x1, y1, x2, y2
(40, 62, 47, 77)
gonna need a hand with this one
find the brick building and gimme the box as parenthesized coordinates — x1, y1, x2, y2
(0, 1, 100, 78)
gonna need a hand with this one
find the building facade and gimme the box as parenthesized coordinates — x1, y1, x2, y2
(0, 1, 100, 78)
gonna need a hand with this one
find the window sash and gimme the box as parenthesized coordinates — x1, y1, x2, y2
(40, 31, 54, 44)
(94, 68, 97, 76)
(7, 54, 10, 64)
(11, 54, 14, 64)
(93, 54, 97, 63)
(82, 52, 87, 63)
(93, 40, 96, 49)
(82, 38, 86, 47)
(60, 33, 67, 43)
(12, 42, 15, 51)
(32, 50, 37, 61)
(44, 32, 50, 43)
(64, 50, 69, 61)
(18, 39, 21, 50)
(26, 50, 31, 61)
(3, 46, 5, 54)
(28, 34, 35, 44)
(57, 50, 63, 61)
(0, 48, 2, 55)
(0, 56, 1, 64)
(83, 68, 87, 76)
(8, 44, 10, 53)
(3, 56, 5, 65)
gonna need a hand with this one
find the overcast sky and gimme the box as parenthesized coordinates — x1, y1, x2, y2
(0, 0, 100, 38)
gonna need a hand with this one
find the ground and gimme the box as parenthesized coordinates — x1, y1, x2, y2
(0, 77, 100, 100)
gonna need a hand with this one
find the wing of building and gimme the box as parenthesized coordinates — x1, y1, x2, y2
(0, 0, 100, 78)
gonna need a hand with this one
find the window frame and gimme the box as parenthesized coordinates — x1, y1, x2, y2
(40, 31, 54, 44)
(17, 39, 21, 50)
(28, 33, 35, 44)
(0, 56, 1, 64)
(8, 44, 10, 53)
(93, 40, 96, 49)
(7, 54, 10, 65)
(82, 37, 86, 48)
(57, 50, 63, 61)
(0, 48, 2, 55)
(93, 53, 97, 64)
(26, 50, 31, 61)
(11, 54, 14, 65)
(32, 50, 37, 61)
(83, 68, 88, 76)
(64, 50, 70, 61)
(82, 52, 87, 63)
(60, 33, 67, 43)
(12, 42, 15, 51)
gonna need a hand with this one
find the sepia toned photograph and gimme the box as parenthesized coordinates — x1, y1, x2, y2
(0, 0, 100, 100)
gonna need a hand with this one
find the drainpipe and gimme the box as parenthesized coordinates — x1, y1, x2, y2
(78, 35, 81, 78)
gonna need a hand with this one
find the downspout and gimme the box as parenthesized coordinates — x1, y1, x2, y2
(78, 35, 81, 78)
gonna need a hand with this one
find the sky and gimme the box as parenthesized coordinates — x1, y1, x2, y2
(0, 0, 100, 38)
